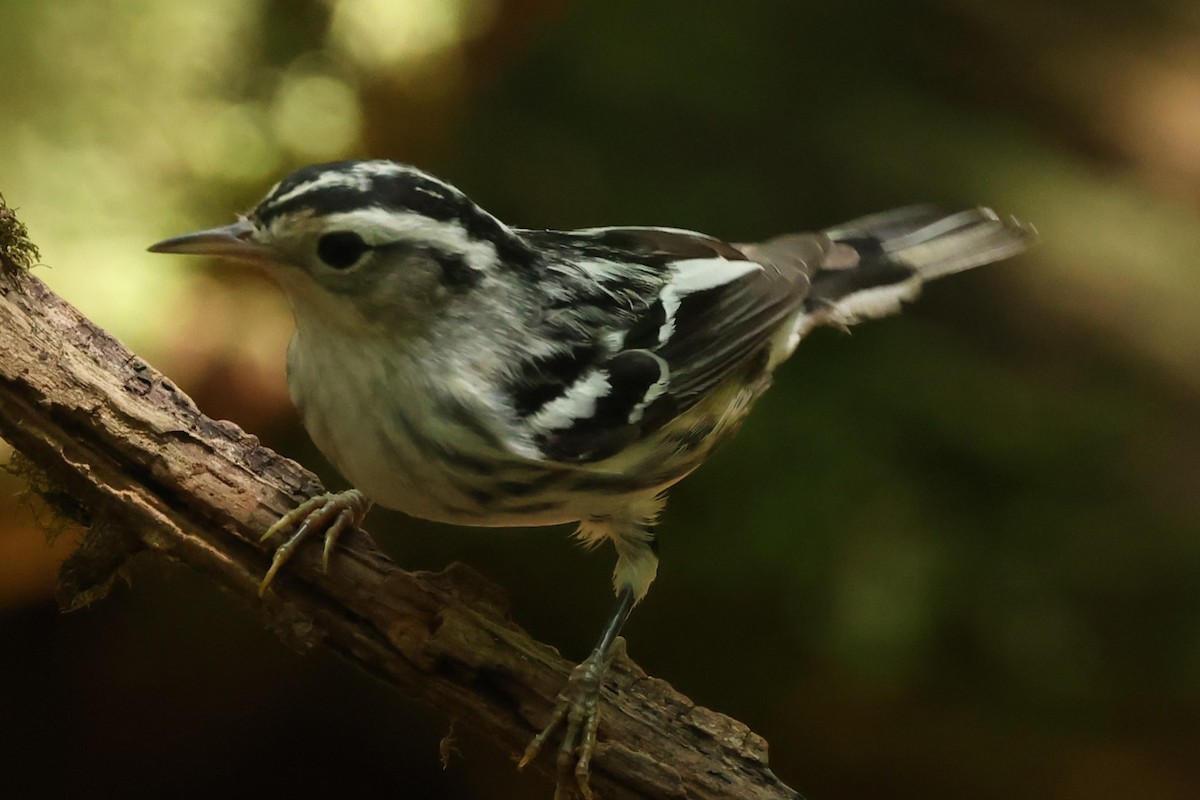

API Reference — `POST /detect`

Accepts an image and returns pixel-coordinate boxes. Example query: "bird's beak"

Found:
[148,218,274,263]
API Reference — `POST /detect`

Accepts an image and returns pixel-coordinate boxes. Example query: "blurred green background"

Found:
[2,1,1199,798]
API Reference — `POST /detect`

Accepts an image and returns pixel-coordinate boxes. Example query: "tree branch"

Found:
[0,204,800,800]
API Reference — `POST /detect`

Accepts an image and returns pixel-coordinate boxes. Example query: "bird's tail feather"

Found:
[804,205,1035,326]
[827,205,1036,280]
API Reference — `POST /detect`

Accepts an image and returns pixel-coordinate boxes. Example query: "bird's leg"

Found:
[520,586,636,800]
[257,488,372,596]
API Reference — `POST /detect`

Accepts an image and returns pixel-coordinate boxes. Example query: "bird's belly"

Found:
[286,334,747,529]
[298,392,527,526]
[288,342,582,527]
[297,388,693,529]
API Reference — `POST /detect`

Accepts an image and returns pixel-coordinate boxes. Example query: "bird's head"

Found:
[149,160,531,335]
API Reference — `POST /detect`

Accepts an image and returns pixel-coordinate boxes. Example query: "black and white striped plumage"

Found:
[149,159,1034,792]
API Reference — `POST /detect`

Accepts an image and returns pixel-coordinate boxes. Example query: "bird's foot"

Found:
[258,489,371,596]
[519,639,623,800]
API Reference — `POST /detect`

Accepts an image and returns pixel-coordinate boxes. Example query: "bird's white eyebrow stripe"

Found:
[311,208,499,271]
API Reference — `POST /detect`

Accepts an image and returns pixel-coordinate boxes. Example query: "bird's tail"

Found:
[802,205,1035,327]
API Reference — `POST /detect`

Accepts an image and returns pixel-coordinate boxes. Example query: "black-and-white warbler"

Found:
[150,159,1034,797]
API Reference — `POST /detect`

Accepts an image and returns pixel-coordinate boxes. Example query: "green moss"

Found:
[0,193,41,272]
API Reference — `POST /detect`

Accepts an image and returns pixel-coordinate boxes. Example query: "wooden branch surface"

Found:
[0,214,800,800]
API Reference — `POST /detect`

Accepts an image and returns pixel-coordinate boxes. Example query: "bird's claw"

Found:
[520,643,620,800]
[258,489,371,596]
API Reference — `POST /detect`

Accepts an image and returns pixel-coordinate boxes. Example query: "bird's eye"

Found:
[317,231,370,269]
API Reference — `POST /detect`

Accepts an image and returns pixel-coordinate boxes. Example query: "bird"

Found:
[149,159,1034,798]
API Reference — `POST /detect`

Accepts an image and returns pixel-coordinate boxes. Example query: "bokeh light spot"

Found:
[186,102,279,183]
[271,71,362,161]
[327,0,497,70]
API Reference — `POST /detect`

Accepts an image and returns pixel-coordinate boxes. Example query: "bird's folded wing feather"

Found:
[514,227,814,463]
[511,208,1032,464]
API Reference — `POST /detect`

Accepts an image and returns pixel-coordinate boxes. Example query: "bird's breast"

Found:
[284,331,579,527]
[283,327,770,531]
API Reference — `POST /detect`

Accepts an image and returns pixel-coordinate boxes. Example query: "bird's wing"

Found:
[511,208,1032,464]
[514,226,813,463]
